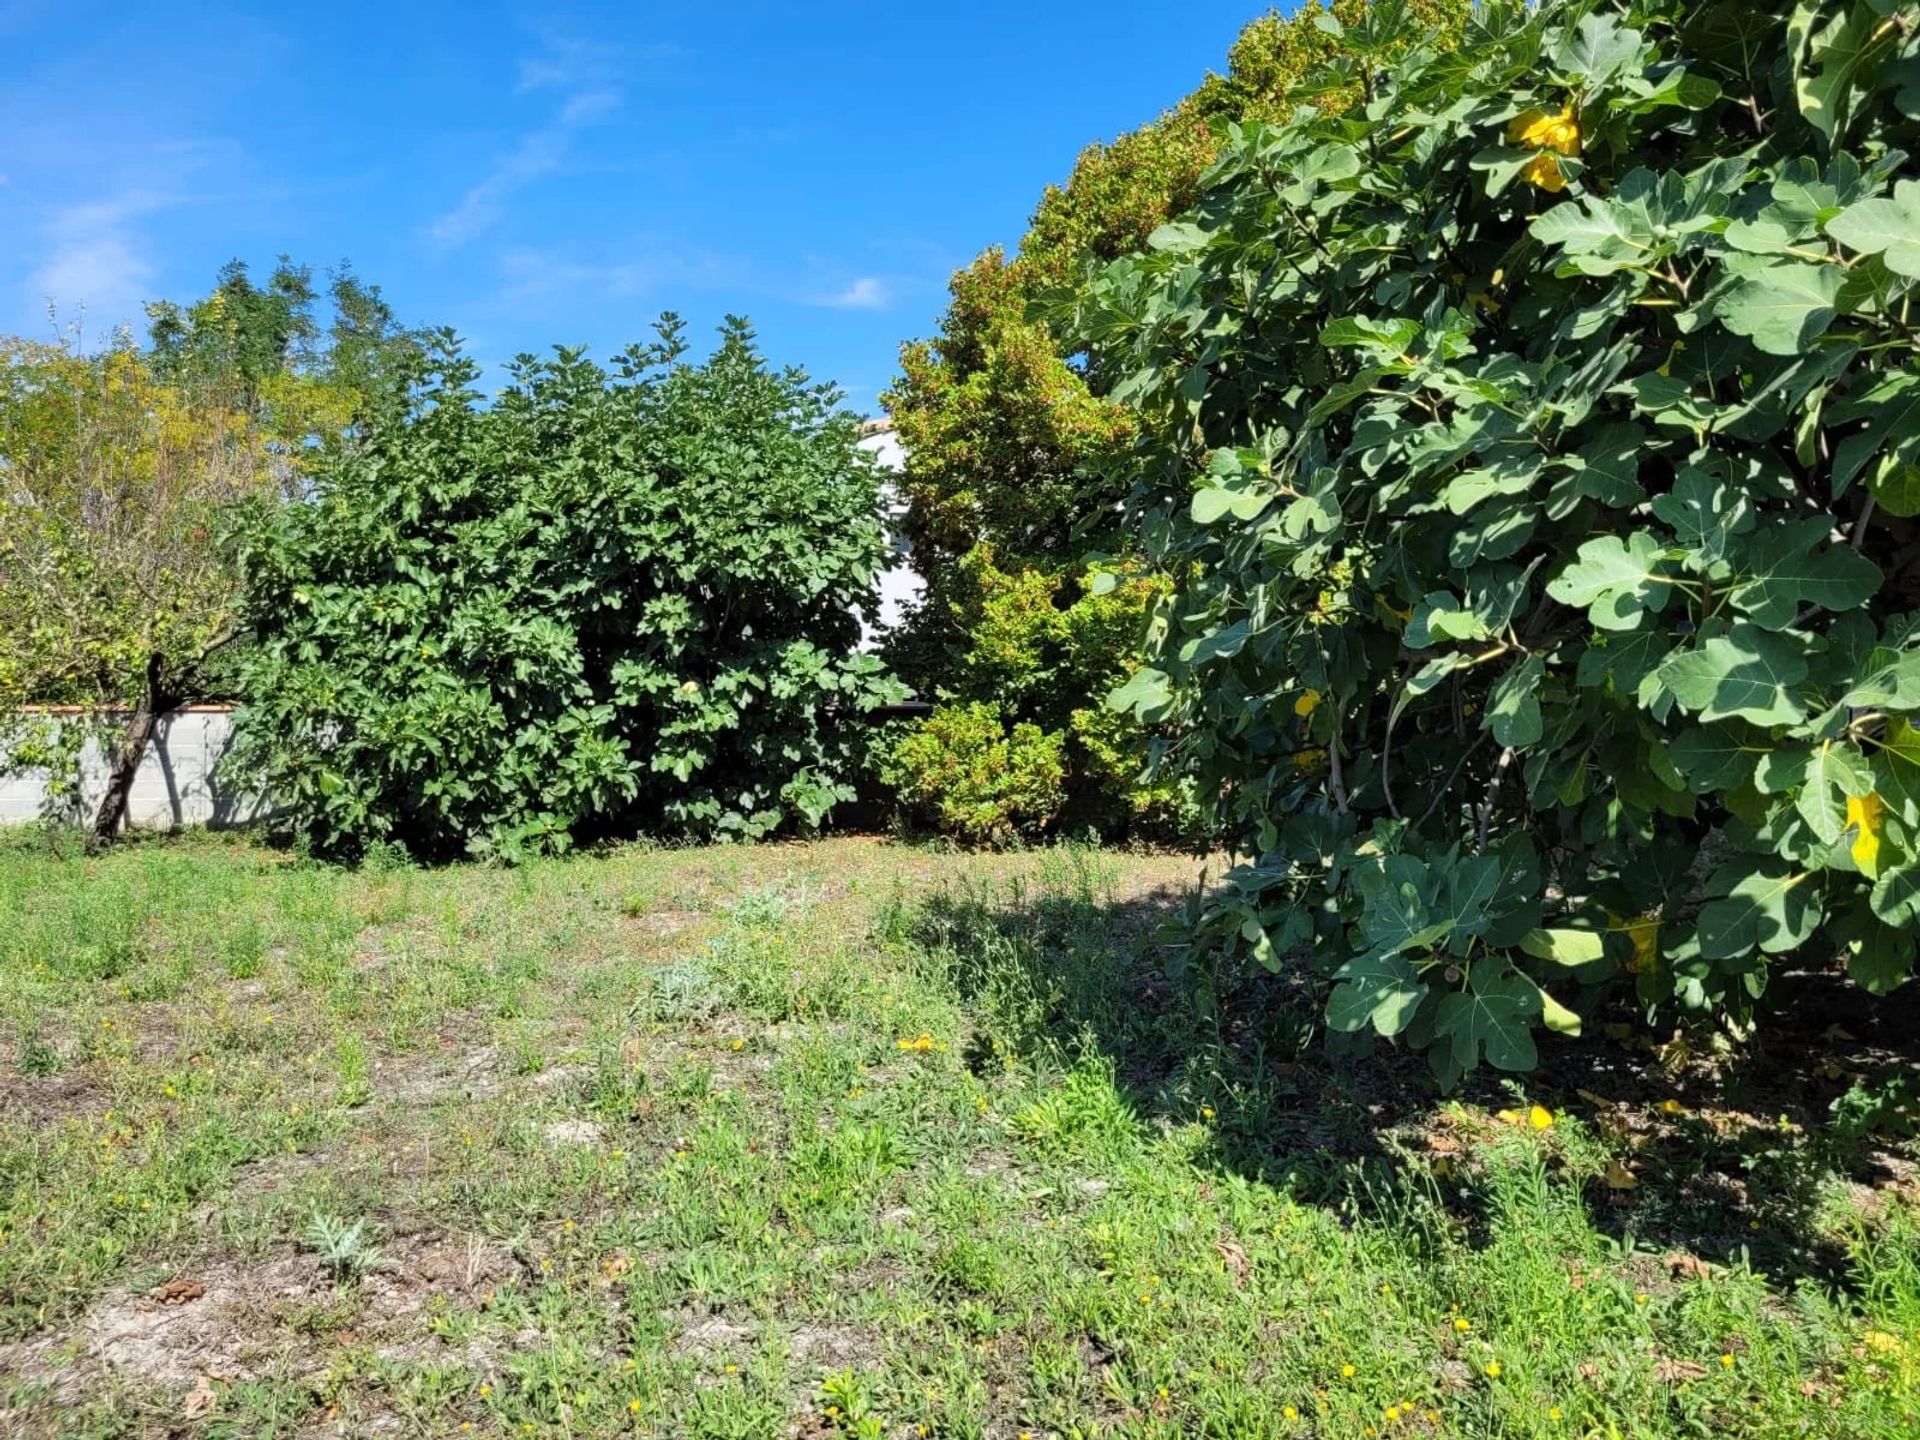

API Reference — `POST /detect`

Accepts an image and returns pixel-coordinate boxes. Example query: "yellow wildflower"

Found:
[1342,1364,1358,1379]
[1529,1105,1554,1130]
[1284,1405,1300,1421]
[1720,1353,1735,1369]
[1484,1361,1502,1379]
[1847,791,1885,877]
[1454,1317,1472,1333]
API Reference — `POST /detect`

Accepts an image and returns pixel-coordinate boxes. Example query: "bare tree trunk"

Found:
[88,653,169,850]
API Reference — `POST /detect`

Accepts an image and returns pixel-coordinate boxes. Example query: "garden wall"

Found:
[0,708,265,830]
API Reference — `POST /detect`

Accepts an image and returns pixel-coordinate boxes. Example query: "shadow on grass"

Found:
[898,864,1920,1295]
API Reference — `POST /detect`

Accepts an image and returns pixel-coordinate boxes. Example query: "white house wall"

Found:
[858,425,924,647]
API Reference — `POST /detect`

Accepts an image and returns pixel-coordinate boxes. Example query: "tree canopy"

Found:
[0,259,423,840]
[225,318,903,861]
[1087,0,1920,1082]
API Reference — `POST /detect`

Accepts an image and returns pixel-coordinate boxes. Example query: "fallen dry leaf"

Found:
[1604,1159,1639,1190]
[150,1278,205,1305]
[1653,1357,1708,1384]
[1215,1240,1252,1285]
[182,1377,218,1419]
[1666,1253,1713,1282]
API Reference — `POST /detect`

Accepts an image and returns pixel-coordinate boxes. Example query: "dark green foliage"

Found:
[227,317,903,860]
[1082,0,1920,1083]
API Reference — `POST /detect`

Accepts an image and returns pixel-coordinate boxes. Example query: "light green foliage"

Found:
[3,833,1917,1436]
[883,4,1472,838]
[226,316,903,861]
[0,260,421,838]
[888,553,1184,834]
[304,1211,382,1281]
[886,700,1067,843]
[1083,0,1920,1083]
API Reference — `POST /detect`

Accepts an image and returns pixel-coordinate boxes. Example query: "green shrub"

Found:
[909,550,1187,833]
[888,702,1067,844]
[880,3,1471,843]
[226,317,903,860]
[1086,0,1920,1084]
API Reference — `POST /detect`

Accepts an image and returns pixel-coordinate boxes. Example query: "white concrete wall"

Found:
[0,709,264,830]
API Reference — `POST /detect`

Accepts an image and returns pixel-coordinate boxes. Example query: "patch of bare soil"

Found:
[0,1071,107,1127]
[666,1312,883,1380]
[626,910,703,941]
[0,1229,514,1414]
[376,1045,502,1106]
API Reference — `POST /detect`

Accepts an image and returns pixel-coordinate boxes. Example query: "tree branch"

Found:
[1475,746,1516,852]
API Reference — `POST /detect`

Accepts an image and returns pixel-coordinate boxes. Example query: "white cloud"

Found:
[487,243,743,305]
[813,276,890,310]
[428,88,621,247]
[26,188,172,338]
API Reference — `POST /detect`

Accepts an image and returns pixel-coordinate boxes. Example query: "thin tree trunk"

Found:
[88,653,169,850]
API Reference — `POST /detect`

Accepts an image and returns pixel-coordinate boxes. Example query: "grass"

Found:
[0,831,1917,1437]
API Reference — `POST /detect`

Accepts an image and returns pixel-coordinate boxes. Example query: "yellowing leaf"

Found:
[1847,791,1885,878]
[1521,151,1568,192]
[1604,1159,1640,1190]
[1657,1099,1686,1116]
[1607,912,1662,973]
[1495,1108,1526,1127]
[1507,105,1582,156]
[1294,688,1322,717]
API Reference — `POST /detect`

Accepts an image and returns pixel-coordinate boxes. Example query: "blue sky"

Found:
[0,1,1271,412]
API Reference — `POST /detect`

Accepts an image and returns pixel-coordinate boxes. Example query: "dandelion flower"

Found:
[1484,1361,1502,1379]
